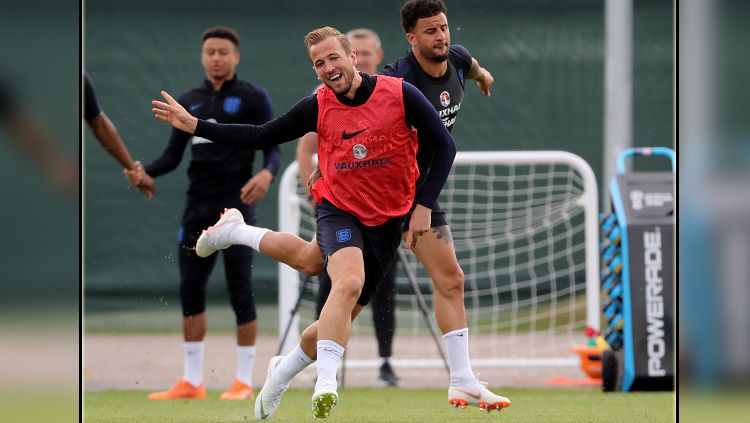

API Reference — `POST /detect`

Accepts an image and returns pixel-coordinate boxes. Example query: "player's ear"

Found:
[405,32,416,47]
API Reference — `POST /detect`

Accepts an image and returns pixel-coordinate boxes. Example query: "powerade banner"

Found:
[627,224,674,390]
[614,172,674,391]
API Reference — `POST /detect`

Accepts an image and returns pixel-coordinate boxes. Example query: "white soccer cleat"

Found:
[195,208,244,258]
[311,389,338,419]
[254,356,289,420]
[448,379,511,412]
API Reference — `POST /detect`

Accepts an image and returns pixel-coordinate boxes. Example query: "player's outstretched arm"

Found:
[467,58,494,97]
[152,91,198,134]
[153,91,316,150]
[86,112,136,170]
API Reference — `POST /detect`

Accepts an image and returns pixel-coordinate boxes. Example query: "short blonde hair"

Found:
[304,26,352,54]
[346,28,381,50]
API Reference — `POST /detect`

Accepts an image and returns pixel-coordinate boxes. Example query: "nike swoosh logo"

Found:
[259,393,269,419]
[341,127,369,140]
[190,103,203,112]
[453,387,481,400]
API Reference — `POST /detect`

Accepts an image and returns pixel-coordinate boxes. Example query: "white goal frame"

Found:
[277,151,599,368]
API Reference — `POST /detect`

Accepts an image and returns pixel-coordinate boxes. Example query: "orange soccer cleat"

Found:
[220,378,255,400]
[148,379,206,400]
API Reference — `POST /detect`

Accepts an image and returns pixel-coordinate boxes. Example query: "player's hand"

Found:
[240,169,273,205]
[124,161,145,186]
[151,91,198,134]
[404,204,431,252]
[124,161,155,199]
[475,68,494,97]
[136,172,155,199]
[307,164,322,193]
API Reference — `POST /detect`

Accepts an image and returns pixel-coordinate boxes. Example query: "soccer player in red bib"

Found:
[152,26,465,419]
[179,0,512,415]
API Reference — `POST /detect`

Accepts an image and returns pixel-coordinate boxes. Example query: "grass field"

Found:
[84,387,674,422]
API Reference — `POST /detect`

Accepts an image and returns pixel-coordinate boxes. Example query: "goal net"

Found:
[276,151,599,384]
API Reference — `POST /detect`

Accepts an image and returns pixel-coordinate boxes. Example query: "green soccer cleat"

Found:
[312,390,338,419]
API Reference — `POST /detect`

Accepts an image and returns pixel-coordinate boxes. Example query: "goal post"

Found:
[277,151,599,370]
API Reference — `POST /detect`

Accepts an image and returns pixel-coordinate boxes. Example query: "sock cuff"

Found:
[184,341,204,352]
[294,344,315,364]
[237,345,256,354]
[442,328,469,340]
[317,339,345,357]
[253,228,270,250]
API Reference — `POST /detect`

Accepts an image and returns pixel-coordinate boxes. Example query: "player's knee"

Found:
[231,299,257,325]
[180,283,207,316]
[299,245,324,275]
[331,276,364,302]
[300,258,324,275]
[227,282,256,324]
[434,264,465,297]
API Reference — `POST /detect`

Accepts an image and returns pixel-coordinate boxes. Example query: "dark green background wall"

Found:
[0,0,79,306]
[84,0,673,306]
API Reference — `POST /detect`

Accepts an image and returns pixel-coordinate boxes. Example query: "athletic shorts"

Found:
[402,200,448,231]
[315,199,403,306]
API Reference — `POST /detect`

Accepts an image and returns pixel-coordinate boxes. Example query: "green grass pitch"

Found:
[84,387,674,422]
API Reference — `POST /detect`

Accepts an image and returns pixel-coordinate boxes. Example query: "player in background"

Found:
[0,75,77,196]
[0,71,150,198]
[129,27,281,401]
[84,73,153,198]
[181,0,508,412]
[150,26,466,419]
[378,4,500,410]
[296,28,401,388]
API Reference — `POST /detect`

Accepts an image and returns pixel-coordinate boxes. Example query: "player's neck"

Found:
[412,48,448,78]
[343,71,364,100]
[207,75,232,91]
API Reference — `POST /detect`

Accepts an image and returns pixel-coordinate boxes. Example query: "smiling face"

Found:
[201,37,240,82]
[309,36,358,96]
[407,12,450,63]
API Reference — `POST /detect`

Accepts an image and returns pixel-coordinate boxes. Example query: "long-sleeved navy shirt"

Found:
[382,45,474,194]
[84,73,102,120]
[194,72,456,210]
[145,75,281,199]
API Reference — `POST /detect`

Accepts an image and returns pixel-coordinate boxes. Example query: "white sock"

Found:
[443,328,476,387]
[229,224,270,251]
[182,341,204,387]
[275,344,314,385]
[316,340,344,392]
[235,346,255,386]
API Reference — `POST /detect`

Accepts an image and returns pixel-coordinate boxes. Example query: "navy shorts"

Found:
[315,200,403,306]
[402,200,448,231]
